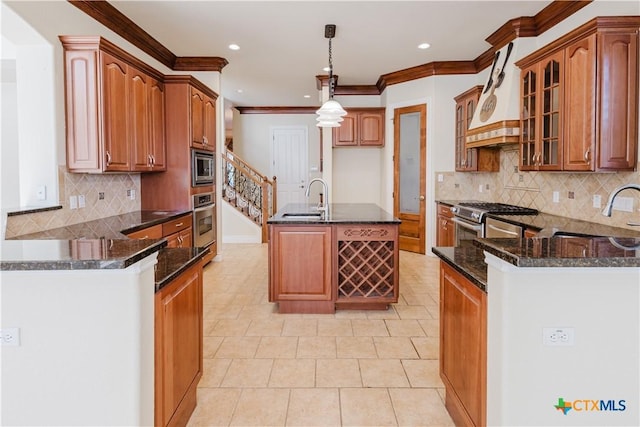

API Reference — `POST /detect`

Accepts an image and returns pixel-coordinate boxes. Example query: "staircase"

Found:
[221,150,277,243]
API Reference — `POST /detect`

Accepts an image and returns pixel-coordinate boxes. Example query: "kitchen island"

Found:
[0,210,209,427]
[268,203,400,314]
[433,234,640,427]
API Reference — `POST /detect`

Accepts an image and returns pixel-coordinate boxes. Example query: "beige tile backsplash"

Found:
[435,147,640,230]
[4,166,141,238]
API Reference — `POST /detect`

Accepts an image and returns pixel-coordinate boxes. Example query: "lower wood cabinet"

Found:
[125,214,193,248]
[436,203,455,247]
[155,260,203,427]
[440,261,487,427]
[268,225,334,313]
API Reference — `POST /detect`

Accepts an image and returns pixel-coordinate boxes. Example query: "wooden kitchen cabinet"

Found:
[517,17,639,172]
[60,36,166,173]
[190,87,216,151]
[269,225,334,313]
[155,259,204,427]
[440,261,487,427]
[454,86,499,172]
[436,203,455,247]
[125,213,193,248]
[333,108,385,147]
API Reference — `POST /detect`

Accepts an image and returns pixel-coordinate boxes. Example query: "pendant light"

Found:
[316,24,347,127]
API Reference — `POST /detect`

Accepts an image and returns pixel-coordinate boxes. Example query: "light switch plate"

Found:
[69,195,78,209]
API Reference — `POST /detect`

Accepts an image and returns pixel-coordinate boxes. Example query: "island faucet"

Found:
[305,178,329,215]
[602,184,640,224]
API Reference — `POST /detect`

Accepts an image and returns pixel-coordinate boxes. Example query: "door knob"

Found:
[419,195,425,201]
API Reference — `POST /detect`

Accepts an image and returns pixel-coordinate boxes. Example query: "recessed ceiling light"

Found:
[229,44,240,51]
[323,66,330,72]
[304,95,311,99]
[236,89,243,94]
[418,43,431,50]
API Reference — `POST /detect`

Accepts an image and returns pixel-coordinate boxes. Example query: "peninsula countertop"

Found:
[1,210,209,290]
[268,203,400,224]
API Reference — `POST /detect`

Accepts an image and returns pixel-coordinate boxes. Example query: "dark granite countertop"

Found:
[155,246,210,291]
[485,211,640,239]
[474,236,640,267]
[0,238,167,270]
[431,242,487,291]
[1,210,209,287]
[268,203,400,224]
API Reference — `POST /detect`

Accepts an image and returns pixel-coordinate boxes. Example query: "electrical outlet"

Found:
[543,327,574,346]
[593,194,602,208]
[1,328,20,346]
[437,174,444,182]
[69,195,78,209]
[98,192,105,200]
[128,189,136,200]
[478,184,483,193]
[552,191,560,203]
[78,195,86,208]
[568,191,575,199]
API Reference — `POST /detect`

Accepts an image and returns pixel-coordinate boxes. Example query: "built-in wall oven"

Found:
[450,201,537,246]
[193,192,215,248]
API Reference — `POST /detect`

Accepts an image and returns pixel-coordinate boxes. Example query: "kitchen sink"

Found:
[552,231,603,239]
[282,212,323,219]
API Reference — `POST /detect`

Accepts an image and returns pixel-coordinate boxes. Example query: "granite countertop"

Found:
[268,203,400,224]
[0,210,209,286]
[431,242,488,290]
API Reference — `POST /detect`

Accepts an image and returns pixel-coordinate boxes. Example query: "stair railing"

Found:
[221,150,277,242]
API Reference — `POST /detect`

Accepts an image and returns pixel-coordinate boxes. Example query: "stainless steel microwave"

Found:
[191,149,214,186]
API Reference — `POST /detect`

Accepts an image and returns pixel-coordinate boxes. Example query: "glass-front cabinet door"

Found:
[519,52,563,171]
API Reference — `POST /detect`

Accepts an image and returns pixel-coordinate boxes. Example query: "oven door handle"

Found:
[451,217,482,231]
[194,203,215,212]
[486,223,520,236]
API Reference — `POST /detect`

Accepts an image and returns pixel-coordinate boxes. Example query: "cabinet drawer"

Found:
[437,204,453,218]
[126,224,163,239]
[162,214,192,236]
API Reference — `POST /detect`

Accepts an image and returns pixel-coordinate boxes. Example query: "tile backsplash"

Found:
[4,166,141,238]
[436,147,640,230]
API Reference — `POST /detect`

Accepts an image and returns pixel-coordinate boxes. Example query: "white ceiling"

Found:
[110,0,553,107]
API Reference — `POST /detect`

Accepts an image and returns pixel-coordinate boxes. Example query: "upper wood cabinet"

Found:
[60,36,166,173]
[517,17,639,172]
[333,108,385,147]
[454,86,499,172]
[190,87,217,151]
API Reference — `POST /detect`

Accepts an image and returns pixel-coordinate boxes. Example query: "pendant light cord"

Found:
[328,37,335,99]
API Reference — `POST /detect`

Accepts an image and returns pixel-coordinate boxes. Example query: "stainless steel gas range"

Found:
[450,201,538,245]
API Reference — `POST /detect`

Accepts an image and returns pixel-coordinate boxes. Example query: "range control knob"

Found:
[451,207,458,214]
[471,212,481,220]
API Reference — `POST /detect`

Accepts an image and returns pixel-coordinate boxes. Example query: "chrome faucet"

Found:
[602,184,640,224]
[305,178,329,215]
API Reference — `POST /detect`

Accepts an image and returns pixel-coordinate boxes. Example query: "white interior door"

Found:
[271,126,308,209]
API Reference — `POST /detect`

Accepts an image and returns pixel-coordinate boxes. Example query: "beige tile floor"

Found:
[188,243,454,427]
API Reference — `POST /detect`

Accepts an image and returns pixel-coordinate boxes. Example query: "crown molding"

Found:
[236,106,319,114]
[68,0,227,72]
[71,0,591,94]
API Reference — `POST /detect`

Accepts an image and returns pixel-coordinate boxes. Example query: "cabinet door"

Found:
[155,264,202,427]
[148,77,166,170]
[359,112,384,146]
[537,52,563,171]
[190,87,205,146]
[270,226,333,301]
[333,115,358,146]
[129,67,150,172]
[202,96,216,151]
[520,65,538,171]
[440,262,486,427]
[64,49,101,172]
[597,31,638,170]
[101,52,131,171]
[563,34,596,171]
[166,228,193,248]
